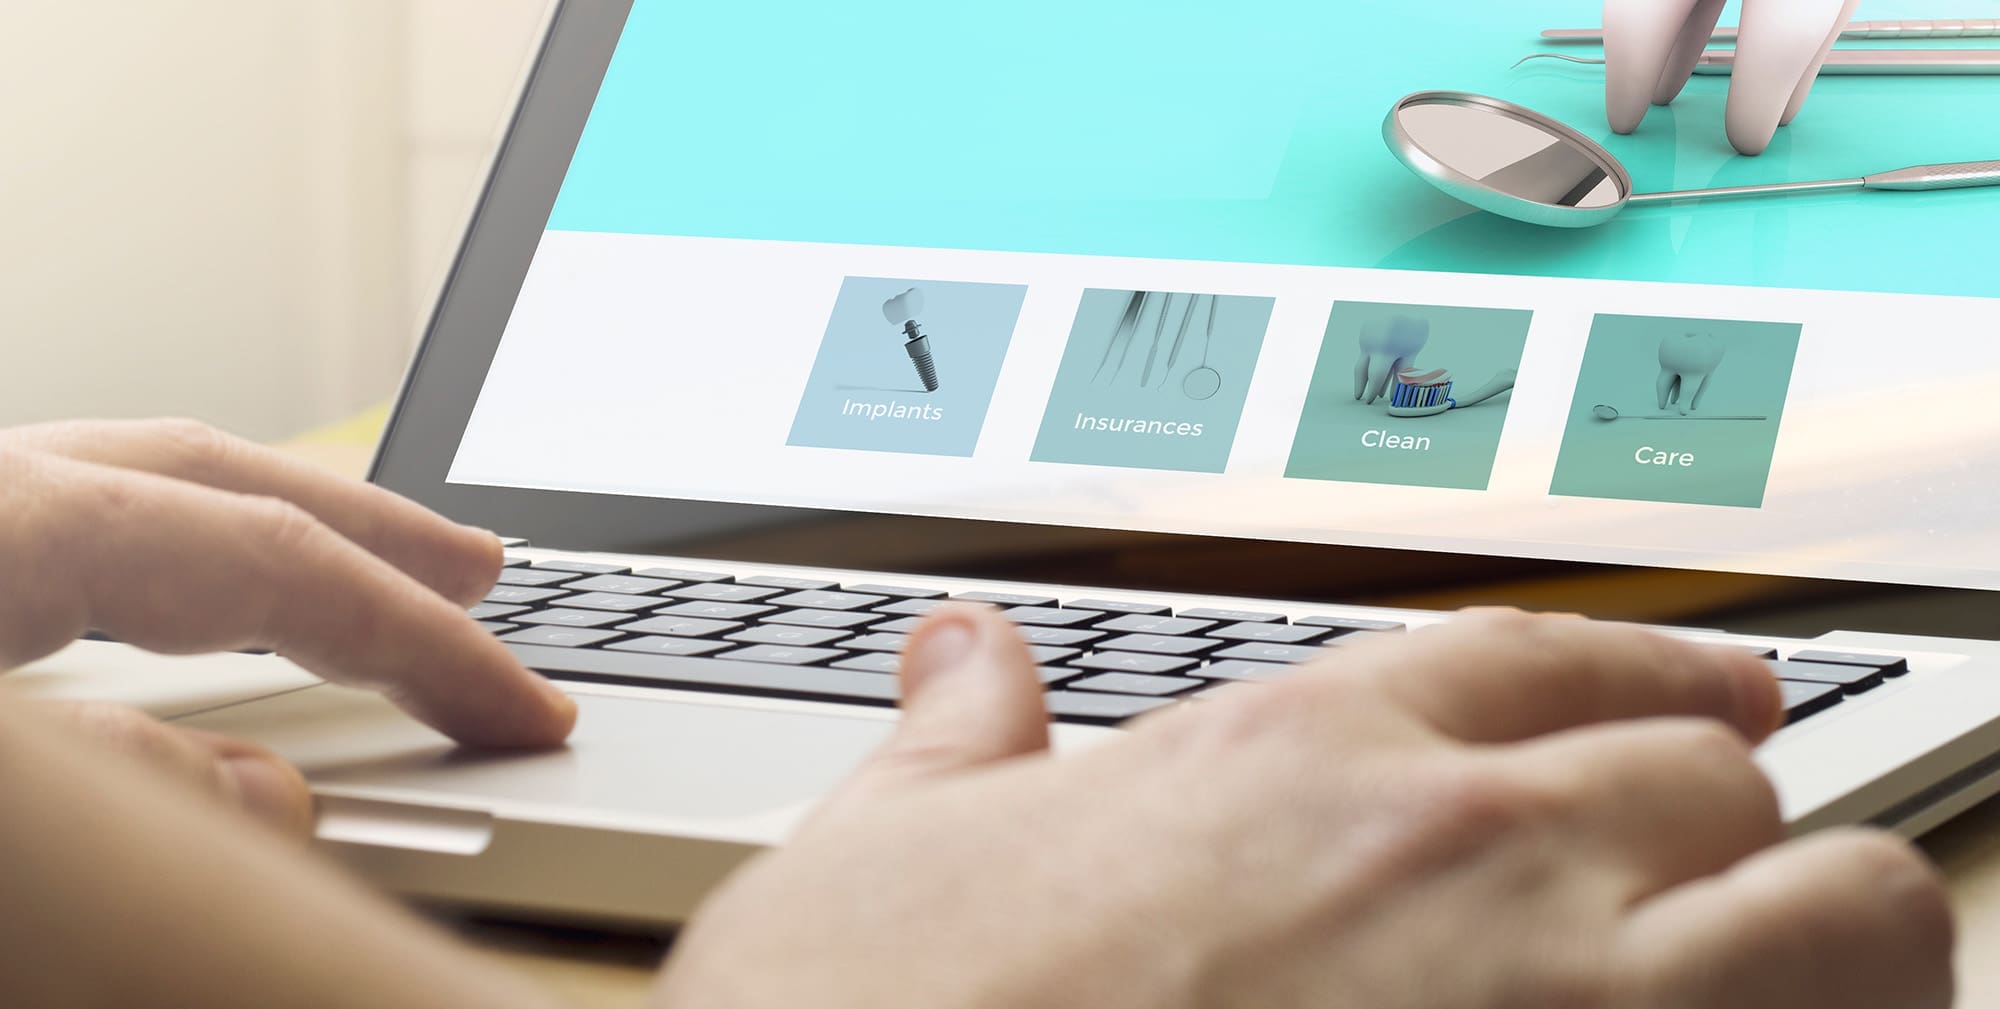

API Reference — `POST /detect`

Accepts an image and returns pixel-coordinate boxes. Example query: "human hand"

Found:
[0,419,577,835]
[1602,0,1860,155]
[654,606,1951,1009]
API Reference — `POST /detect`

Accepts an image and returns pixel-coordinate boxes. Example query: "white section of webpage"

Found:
[449,230,2000,592]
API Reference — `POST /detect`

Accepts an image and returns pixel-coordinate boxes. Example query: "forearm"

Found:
[0,694,573,1009]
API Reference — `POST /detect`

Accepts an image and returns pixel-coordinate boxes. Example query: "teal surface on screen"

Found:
[550,0,2000,299]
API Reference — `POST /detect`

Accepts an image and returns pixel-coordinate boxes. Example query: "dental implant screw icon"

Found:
[882,287,940,393]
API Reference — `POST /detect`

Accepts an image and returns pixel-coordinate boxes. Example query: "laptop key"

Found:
[1207,622,1334,645]
[1096,614,1217,636]
[485,585,570,606]
[496,568,583,587]
[605,636,732,657]
[501,555,532,568]
[560,591,666,613]
[1212,642,1325,664]
[1179,607,1287,624]
[1723,644,1782,660]
[1781,680,1844,724]
[954,590,1059,607]
[1064,598,1173,617]
[1769,659,1885,694]
[562,574,682,596]
[474,621,517,634]
[872,616,923,634]
[515,608,630,629]
[761,608,884,629]
[666,583,786,603]
[1297,616,1407,634]
[727,625,853,647]
[843,633,909,653]
[1201,660,1292,682]
[1043,691,1175,725]
[500,626,624,648]
[653,600,777,621]
[1027,645,1082,665]
[1787,650,1910,678]
[1018,626,1106,647]
[615,615,744,638]
[843,583,948,600]
[634,567,734,584]
[1069,651,1202,675]
[532,560,632,575]
[832,652,903,674]
[876,598,947,617]
[468,602,529,620]
[508,644,900,703]
[739,575,840,591]
[1096,633,1225,657]
[1068,672,1206,697]
[767,590,890,611]
[715,645,848,666]
[1003,606,1103,628]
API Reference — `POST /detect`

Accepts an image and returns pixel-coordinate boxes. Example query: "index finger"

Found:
[1302,611,1781,745]
[1,450,575,749]
[4,419,501,607]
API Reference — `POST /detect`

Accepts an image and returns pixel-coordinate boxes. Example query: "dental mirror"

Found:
[1385,90,2000,229]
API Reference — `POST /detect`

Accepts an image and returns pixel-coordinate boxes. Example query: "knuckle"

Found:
[1418,761,1568,845]
[150,416,241,478]
[62,702,187,766]
[242,495,328,555]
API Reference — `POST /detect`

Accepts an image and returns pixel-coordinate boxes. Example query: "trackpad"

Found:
[177,685,897,830]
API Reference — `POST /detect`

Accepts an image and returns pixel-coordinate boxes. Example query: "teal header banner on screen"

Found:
[549,0,2000,300]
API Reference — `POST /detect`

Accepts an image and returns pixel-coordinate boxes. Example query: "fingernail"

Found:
[1729,657,1783,737]
[904,616,978,692]
[220,756,312,835]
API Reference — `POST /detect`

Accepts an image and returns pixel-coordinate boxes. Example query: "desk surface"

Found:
[278,429,2000,1008]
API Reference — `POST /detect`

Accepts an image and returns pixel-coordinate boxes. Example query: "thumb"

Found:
[842,605,1051,798]
[40,699,315,838]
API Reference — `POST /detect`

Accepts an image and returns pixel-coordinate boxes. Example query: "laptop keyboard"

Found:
[463,557,1916,728]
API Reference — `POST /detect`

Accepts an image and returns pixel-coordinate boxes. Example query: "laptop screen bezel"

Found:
[369,0,1997,639]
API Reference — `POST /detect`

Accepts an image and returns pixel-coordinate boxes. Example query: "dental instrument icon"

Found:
[1591,405,1767,421]
[1182,295,1223,401]
[1091,291,1147,384]
[882,288,940,392]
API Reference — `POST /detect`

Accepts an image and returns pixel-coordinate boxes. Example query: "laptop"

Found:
[43,0,2000,926]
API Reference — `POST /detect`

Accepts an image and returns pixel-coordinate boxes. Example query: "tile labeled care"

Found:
[1549,314,1801,508]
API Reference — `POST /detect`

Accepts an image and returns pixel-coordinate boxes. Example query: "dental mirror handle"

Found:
[1627,161,2000,205]
[1544,19,2000,42]
[1515,50,2000,75]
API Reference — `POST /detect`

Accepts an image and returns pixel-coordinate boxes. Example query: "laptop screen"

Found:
[446,0,2000,594]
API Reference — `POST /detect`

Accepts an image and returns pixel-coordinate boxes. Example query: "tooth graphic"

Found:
[1656,331,1725,415]
[1353,315,1431,405]
[881,288,924,325]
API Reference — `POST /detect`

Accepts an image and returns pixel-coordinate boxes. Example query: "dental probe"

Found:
[1544,18,2000,42]
[1514,49,2000,75]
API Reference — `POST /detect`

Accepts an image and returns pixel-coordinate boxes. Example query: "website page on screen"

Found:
[450,0,2000,591]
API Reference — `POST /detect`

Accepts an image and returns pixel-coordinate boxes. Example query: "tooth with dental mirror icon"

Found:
[1354,314,1517,418]
[1590,332,1768,422]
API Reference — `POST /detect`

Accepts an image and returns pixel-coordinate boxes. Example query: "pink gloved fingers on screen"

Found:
[1726,0,1863,154]
[1602,0,1858,154]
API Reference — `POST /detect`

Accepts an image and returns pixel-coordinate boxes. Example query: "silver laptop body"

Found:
[24,0,2000,927]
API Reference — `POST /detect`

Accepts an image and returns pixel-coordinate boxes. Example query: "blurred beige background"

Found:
[0,1,550,442]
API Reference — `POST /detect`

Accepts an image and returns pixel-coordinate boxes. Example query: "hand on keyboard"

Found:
[656,607,1952,1009]
[0,418,576,835]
